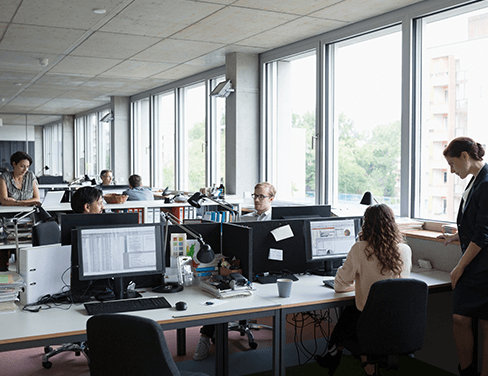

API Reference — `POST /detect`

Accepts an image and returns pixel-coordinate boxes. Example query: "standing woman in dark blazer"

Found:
[440,137,488,376]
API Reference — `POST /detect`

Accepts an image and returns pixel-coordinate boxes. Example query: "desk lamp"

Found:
[187,192,239,221]
[360,191,378,206]
[152,212,215,293]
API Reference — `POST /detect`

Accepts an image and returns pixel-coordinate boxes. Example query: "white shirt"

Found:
[239,208,272,222]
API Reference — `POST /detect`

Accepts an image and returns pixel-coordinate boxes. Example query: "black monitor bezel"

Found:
[76,222,164,282]
[304,216,363,263]
[271,205,332,220]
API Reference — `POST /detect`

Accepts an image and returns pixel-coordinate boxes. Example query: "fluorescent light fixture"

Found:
[0,118,2,127]
[93,8,106,14]
[100,111,113,123]
[210,80,234,98]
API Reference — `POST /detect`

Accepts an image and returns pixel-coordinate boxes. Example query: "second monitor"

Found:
[272,205,331,220]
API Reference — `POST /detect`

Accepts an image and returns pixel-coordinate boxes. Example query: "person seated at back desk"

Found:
[0,151,41,207]
[99,170,113,186]
[238,181,275,221]
[122,175,154,201]
[71,186,104,214]
[193,181,276,361]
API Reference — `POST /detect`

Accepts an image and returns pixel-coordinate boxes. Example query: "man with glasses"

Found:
[239,182,276,222]
[193,182,276,361]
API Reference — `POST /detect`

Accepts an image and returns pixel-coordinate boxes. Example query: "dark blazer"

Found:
[457,163,488,275]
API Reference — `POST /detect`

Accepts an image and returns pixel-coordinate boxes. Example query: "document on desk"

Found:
[271,224,294,242]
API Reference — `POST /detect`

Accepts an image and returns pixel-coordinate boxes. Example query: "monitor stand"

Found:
[311,260,339,277]
[113,277,142,300]
[152,275,184,293]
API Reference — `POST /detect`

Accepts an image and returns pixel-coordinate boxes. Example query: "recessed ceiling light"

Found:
[93,9,106,14]
[14,83,22,86]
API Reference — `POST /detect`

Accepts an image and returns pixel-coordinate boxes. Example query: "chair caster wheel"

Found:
[44,346,53,354]
[249,342,258,350]
[42,361,52,369]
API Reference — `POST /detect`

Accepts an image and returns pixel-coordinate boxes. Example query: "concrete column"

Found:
[225,52,260,196]
[62,115,74,182]
[112,96,131,185]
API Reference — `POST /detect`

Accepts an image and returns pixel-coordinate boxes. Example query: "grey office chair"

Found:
[87,314,210,376]
[342,278,428,375]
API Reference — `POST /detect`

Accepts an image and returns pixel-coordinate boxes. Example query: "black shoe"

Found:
[315,351,342,375]
[458,363,478,376]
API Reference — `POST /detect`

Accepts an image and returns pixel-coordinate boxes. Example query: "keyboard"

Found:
[255,272,299,284]
[84,296,172,315]
[322,280,335,289]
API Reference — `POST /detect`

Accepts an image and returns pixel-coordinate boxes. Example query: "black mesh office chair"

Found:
[342,278,428,375]
[87,314,210,376]
[32,220,60,246]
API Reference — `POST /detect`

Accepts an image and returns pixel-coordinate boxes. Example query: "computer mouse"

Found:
[175,301,187,311]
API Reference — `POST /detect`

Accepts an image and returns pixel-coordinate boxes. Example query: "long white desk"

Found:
[0,271,451,376]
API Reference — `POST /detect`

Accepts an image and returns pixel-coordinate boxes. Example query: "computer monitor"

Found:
[77,223,164,300]
[61,212,139,245]
[272,205,332,220]
[60,213,140,299]
[305,216,363,276]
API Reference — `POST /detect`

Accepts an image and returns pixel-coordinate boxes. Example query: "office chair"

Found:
[228,319,273,349]
[87,314,210,376]
[32,220,60,246]
[342,278,428,375]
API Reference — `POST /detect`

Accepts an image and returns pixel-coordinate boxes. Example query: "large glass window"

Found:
[331,27,402,213]
[180,82,206,192]
[132,98,151,185]
[417,3,488,222]
[154,91,175,190]
[74,108,112,181]
[42,122,63,176]
[265,52,316,203]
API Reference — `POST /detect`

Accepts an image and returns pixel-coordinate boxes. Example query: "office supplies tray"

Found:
[200,281,252,299]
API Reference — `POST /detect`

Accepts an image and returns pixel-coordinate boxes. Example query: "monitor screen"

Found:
[77,223,164,299]
[305,216,362,276]
[272,205,331,220]
[61,212,139,245]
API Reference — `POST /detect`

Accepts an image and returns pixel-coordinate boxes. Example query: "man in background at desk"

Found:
[239,182,275,222]
[99,170,113,186]
[193,182,276,361]
[71,186,104,214]
[122,175,154,201]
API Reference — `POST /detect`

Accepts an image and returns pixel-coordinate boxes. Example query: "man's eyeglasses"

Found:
[251,194,272,200]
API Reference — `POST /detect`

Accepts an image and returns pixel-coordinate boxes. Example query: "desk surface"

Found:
[0,271,450,350]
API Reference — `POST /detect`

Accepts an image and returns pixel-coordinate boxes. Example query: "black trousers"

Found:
[328,305,361,350]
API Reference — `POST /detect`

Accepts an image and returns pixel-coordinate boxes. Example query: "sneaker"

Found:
[193,336,211,361]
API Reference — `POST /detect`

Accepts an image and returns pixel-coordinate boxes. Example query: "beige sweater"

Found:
[334,241,412,311]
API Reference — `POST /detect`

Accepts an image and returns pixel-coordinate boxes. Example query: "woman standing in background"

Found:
[440,137,488,376]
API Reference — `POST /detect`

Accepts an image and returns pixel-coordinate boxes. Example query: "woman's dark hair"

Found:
[360,204,404,276]
[70,187,102,213]
[10,151,33,166]
[443,137,485,161]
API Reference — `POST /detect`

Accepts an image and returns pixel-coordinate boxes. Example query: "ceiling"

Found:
[0,0,424,127]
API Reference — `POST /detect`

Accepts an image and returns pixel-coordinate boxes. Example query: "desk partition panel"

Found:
[237,219,323,281]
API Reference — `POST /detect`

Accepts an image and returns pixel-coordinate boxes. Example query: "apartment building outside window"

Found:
[417,2,488,222]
